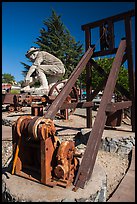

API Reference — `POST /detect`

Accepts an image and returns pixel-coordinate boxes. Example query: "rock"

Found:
[2,163,107,202]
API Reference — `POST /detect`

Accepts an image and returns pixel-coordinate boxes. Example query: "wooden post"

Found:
[85,28,92,128]
[124,16,135,132]
[74,39,126,189]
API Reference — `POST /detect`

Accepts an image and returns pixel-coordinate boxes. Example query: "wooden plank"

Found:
[90,55,130,99]
[106,101,132,112]
[125,17,135,132]
[60,101,93,110]
[93,48,117,57]
[85,28,92,128]
[44,47,94,119]
[108,147,135,202]
[81,10,134,30]
[74,39,126,189]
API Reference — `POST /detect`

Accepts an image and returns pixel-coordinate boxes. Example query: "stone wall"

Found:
[100,135,135,156]
[73,128,135,157]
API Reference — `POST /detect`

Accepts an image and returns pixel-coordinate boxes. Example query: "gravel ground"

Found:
[2,139,129,200]
[2,141,13,167]
[2,107,130,200]
[96,150,128,200]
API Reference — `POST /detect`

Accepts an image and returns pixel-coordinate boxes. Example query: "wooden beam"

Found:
[74,39,126,189]
[85,28,92,128]
[82,10,134,30]
[90,55,130,99]
[93,48,117,57]
[44,47,94,119]
[106,101,132,112]
[60,101,93,110]
[125,16,135,132]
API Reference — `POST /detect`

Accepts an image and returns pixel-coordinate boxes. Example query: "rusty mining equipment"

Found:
[11,10,135,190]
[11,43,94,189]
[2,93,45,112]
[11,116,79,187]
[2,81,79,120]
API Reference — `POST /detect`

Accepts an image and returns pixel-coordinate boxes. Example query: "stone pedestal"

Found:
[2,163,107,202]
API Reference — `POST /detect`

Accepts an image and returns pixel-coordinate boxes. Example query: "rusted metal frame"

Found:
[81,9,135,30]
[2,93,16,104]
[85,28,92,128]
[31,104,43,116]
[40,138,55,186]
[74,39,126,189]
[48,80,66,96]
[106,101,132,112]
[44,46,94,120]
[124,16,135,132]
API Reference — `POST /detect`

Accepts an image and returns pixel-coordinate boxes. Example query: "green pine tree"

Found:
[20,62,31,77]
[21,9,83,84]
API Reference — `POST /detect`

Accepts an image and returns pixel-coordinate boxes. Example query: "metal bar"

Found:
[44,47,94,119]
[74,39,126,189]
[106,101,132,112]
[81,10,134,30]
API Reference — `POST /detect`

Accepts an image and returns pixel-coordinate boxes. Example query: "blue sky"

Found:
[2,2,135,82]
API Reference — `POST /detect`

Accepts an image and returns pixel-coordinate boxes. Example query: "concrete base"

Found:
[2,163,106,202]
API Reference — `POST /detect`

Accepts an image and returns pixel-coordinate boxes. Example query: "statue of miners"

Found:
[22,47,65,95]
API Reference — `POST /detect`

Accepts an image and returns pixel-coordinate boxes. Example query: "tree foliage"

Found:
[2,73,15,84]
[22,10,83,83]
[21,10,129,97]
[80,57,129,96]
[35,10,83,80]
[20,62,31,77]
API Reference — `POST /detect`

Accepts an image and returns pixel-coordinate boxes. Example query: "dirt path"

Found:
[96,150,129,200]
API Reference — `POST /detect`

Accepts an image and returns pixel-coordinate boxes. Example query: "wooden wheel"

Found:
[48,80,79,118]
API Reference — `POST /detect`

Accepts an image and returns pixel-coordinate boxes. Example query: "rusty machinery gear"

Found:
[11,116,79,188]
